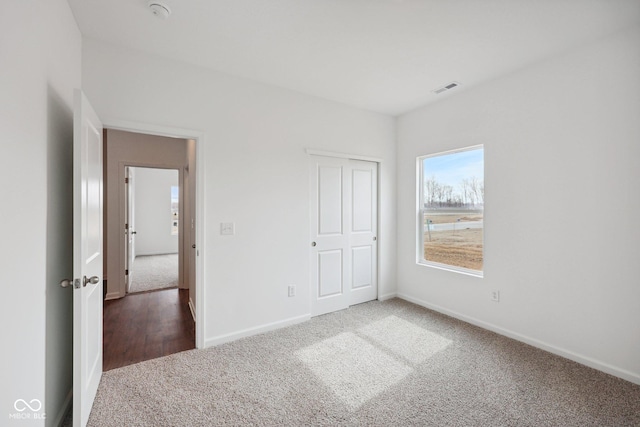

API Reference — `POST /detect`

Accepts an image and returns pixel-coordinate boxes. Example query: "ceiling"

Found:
[67,0,640,116]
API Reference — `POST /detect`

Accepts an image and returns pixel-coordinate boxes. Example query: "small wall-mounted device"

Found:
[148,1,171,19]
[220,222,235,236]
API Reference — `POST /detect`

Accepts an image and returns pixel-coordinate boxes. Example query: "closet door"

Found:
[348,159,377,306]
[310,156,377,317]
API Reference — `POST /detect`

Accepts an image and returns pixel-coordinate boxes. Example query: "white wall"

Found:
[396,26,640,384]
[133,167,180,256]
[0,0,81,425]
[83,39,397,345]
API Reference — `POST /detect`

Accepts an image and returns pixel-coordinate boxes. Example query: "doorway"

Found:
[103,128,198,369]
[125,167,180,294]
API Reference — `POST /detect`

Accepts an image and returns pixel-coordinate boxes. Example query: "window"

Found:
[171,186,179,235]
[417,146,484,276]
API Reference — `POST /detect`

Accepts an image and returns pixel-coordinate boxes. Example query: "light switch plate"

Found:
[220,222,235,235]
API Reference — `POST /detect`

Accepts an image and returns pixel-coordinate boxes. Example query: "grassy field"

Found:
[424,212,483,224]
[423,211,483,271]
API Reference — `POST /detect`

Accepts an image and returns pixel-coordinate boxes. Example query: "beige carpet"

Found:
[85,299,640,426]
[129,254,178,293]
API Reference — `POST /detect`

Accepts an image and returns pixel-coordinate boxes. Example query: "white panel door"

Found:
[349,160,378,306]
[310,157,351,316]
[310,156,377,317]
[73,89,103,427]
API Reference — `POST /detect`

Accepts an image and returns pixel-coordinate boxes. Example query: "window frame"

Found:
[416,145,484,278]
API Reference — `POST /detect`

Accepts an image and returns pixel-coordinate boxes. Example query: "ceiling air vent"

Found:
[433,82,460,95]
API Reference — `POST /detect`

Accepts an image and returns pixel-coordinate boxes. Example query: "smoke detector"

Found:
[148,1,171,19]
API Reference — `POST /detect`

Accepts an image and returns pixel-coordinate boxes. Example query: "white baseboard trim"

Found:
[378,292,397,301]
[104,291,121,301]
[53,389,72,427]
[396,293,640,386]
[188,298,196,323]
[205,313,311,348]
[136,251,180,257]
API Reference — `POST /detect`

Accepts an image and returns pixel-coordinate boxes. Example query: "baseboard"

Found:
[205,313,311,348]
[136,251,179,257]
[104,291,121,300]
[396,293,640,386]
[378,292,397,301]
[188,297,196,322]
[53,388,72,427]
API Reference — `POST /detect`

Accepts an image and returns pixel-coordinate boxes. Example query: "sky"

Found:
[422,147,484,189]
[171,186,179,203]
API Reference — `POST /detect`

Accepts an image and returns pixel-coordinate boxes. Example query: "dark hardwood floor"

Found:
[103,288,195,371]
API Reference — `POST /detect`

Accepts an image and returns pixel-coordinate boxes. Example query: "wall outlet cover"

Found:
[220,222,235,235]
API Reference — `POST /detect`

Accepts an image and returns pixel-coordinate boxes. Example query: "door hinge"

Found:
[125,177,129,184]
[125,223,129,230]
[125,269,128,275]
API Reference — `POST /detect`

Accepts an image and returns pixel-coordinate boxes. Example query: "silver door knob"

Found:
[60,279,73,288]
[311,242,317,247]
[83,276,100,287]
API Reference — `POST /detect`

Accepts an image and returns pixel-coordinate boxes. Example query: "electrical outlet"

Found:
[288,285,296,297]
[491,290,500,302]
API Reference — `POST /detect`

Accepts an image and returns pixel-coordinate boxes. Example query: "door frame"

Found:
[105,118,206,349]
[120,163,184,295]
[306,148,382,316]
[124,166,134,293]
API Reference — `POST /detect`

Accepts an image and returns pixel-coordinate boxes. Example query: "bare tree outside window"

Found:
[418,146,484,275]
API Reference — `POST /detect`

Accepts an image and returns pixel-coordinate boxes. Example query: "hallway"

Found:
[103,288,195,371]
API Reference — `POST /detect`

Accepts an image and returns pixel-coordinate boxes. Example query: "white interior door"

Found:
[310,156,377,317]
[349,160,378,306]
[73,89,103,427]
[310,156,351,316]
